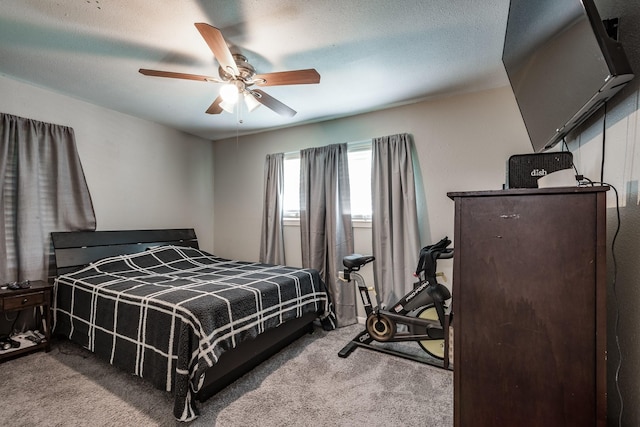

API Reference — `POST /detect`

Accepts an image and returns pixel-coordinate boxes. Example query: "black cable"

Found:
[566,107,621,423]
[600,102,608,183]
[593,100,622,425]
[562,138,580,177]
[591,181,622,427]
[610,185,623,427]
[3,311,19,332]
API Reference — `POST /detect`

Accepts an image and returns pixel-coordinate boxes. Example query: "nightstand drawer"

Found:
[2,292,45,310]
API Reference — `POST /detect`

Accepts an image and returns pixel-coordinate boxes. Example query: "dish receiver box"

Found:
[506,152,573,188]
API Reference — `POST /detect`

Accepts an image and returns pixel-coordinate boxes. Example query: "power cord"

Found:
[573,177,623,427]
[595,100,622,427]
[564,101,622,426]
[607,183,623,427]
[595,180,622,427]
[600,102,608,184]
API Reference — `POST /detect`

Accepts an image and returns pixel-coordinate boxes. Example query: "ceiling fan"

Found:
[139,23,320,118]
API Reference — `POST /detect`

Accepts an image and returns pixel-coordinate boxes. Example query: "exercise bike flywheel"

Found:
[416,305,445,359]
[366,313,396,341]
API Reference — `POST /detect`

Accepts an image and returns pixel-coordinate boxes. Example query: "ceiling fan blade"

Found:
[254,69,321,86]
[250,89,297,117]
[139,68,218,82]
[206,95,224,114]
[194,23,239,76]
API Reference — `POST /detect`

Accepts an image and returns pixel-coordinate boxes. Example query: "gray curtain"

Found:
[300,143,355,327]
[1,113,96,283]
[371,133,421,307]
[259,153,286,265]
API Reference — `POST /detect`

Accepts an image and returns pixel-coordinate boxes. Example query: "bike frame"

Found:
[338,237,453,369]
[354,270,448,339]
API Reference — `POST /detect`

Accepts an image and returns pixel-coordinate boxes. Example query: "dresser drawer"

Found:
[2,291,45,311]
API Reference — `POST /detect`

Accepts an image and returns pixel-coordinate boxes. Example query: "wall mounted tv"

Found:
[502,0,634,152]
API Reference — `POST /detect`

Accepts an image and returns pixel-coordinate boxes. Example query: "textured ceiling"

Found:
[0,0,511,140]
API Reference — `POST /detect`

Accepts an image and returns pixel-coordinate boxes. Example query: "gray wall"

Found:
[0,75,216,252]
[568,1,640,425]
[213,86,531,261]
[213,85,531,319]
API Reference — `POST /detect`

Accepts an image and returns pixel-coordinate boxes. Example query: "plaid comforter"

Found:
[53,245,334,421]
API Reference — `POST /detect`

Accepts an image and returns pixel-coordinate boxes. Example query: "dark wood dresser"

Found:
[447,186,608,426]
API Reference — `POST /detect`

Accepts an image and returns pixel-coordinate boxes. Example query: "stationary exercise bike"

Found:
[338,237,453,368]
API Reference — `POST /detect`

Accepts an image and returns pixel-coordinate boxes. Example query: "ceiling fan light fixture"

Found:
[244,92,261,112]
[220,83,239,103]
[219,99,235,113]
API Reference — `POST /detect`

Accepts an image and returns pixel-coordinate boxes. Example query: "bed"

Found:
[51,229,334,421]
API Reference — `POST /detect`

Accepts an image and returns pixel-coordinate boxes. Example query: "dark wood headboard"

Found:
[51,228,198,276]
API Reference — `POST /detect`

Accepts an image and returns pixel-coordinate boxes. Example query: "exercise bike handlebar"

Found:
[414,236,453,278]
[438,249,454,259]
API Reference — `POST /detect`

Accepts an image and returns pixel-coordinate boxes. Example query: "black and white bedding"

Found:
[53,245,334,421]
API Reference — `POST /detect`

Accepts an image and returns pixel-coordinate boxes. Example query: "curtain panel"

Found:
[371,133,421,307]
[259,153,286,265]
[1,113,96,283]
[300,143,354,327]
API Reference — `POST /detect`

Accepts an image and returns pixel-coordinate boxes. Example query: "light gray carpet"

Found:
[0,324,453,426]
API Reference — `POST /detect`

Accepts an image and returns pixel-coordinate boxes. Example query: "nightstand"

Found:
[0,280,53,362]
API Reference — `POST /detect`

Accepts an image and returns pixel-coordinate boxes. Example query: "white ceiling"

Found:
[0,0,511,141]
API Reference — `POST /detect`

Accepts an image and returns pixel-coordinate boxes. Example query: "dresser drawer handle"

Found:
[22,298,28,305]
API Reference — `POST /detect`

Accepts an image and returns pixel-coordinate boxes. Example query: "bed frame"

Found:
[51,228,316,402]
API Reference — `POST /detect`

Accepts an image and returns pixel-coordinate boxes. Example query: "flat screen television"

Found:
[502,0,634,152]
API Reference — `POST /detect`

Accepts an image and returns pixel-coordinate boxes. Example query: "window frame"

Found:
[282,140,372,221]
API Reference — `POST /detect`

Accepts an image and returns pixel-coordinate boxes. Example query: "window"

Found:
[283,153,301,218]
[283,141,372,220]
[346,142,372,220]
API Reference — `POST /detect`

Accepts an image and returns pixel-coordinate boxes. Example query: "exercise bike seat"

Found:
[343,254,375,270]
